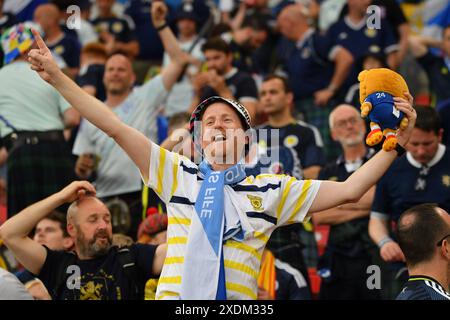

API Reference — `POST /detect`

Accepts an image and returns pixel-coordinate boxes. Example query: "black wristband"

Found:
[155,23,168,31]
[395,143,406,157]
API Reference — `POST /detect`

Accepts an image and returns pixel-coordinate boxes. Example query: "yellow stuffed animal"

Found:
[359,68,410,151]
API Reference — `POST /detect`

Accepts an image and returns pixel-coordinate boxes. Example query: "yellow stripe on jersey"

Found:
[168,217,191,225]
[159,276,182,284]
[276,177,296,220]
[167,237,187,244]
[164,256,185,264]
[224,260,259,280]
[157,291,180,300]
[254,231,269,243]
[170,153,179,198]
[156,148,167,195]
[224,240,262,260]
[255,173,286,179]
[287,179,312,223]
[226,282,257,300]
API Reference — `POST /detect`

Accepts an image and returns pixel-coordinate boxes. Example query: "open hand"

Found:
[394,92,416,148]
[28,29,60,84]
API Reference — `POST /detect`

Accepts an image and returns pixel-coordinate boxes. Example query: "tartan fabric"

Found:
[294,98,342,162]
[7,140,75,217]
[266,223,310,274]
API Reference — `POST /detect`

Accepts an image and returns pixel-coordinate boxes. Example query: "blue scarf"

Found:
[180,160,246,300]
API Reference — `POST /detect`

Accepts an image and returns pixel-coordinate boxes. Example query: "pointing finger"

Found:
[31,28,49,53]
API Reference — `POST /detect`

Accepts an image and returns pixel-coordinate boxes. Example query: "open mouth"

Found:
[213,133,226,142]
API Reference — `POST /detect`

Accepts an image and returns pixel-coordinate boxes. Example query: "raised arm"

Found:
[315,47,354,106]
[309,95,416,213]
[152,2,189,91]
[28,29,153,181]
[0,181,96,275]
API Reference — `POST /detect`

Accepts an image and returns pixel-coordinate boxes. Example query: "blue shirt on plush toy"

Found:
[364,92,404,129]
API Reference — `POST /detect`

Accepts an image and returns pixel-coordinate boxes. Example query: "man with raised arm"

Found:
[72,2,188,239]
[0,181,167,299]
[23,1,416,300]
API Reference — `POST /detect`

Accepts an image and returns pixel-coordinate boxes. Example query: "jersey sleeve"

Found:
[276,176,321,226]
[235,74,258,103]
[301,127,326,168]
[371,174,391,220]
[143,142,195,203]
[37,246,74,297]
[131,243,158,279]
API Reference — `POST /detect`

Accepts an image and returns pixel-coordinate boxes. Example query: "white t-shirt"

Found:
[73,75,168,197]
[0,62,71,138]
[144,142,321,300]
[0,268,33,300]
[162,37,204,117]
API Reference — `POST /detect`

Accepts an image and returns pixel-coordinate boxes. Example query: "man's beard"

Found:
[339,131,365,147]
[76,228,112,259]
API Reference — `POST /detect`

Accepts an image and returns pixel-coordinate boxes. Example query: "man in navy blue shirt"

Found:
[247,74,326,180]
[246,74,326,285]
[409,26,450,110]
[314,104,379,300]
[328,0,399,89]
[369,106,450,299]
[91,0,139,59]
[191,37,258,120]
[33,3,81,79]
[276,3,353,161]
[396,203,450,300]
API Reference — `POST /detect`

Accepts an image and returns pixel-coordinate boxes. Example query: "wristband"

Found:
[377,236,394,249]
[155,23,168,32]
[395,143,406,157]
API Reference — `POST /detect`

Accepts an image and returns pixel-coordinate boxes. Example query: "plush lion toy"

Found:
[359,68,409,151]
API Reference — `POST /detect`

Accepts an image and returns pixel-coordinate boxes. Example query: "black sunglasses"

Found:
[436,234,450,246]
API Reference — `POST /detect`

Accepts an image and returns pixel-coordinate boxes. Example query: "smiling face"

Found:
[103,54,136,96]
[199,103,247,167]
[67,197,113,259]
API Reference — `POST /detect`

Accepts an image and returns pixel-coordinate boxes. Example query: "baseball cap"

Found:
[1,23,34,65]
[175,2,199,22]
[189,96,252,138]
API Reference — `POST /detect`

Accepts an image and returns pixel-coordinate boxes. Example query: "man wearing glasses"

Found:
[396,203,450,300]
[368,106,450,299]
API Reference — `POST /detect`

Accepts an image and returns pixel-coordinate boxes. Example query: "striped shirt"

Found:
[144,143,321,300]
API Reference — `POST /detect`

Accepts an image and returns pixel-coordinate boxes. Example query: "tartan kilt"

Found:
[7,140,75,217]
